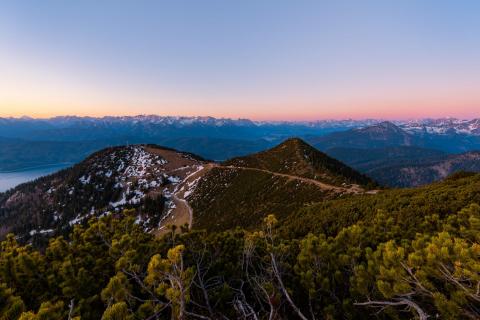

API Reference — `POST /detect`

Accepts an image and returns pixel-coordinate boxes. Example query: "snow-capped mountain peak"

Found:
[399,118,480,135]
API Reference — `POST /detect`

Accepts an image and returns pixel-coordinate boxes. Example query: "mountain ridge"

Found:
[224,138,375,187]
[310,120,480,153]
[0,138,376,243]
[310,121,415,149]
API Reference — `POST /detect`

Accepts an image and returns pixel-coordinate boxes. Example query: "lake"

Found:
[0,164,71,192]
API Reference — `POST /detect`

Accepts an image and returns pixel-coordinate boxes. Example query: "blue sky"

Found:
[1,1,479,120]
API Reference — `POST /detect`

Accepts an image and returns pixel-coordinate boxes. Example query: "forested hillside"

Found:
[0,145,208,245]
[0,173,479,319]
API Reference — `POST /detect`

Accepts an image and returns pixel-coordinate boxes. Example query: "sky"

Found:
[0,0,479,120]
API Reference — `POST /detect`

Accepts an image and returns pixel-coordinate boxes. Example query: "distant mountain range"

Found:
[309,120,480,152]
[0,115,380,141]
[399,118,480,135]
[309,121,480,186]
[2,116,480,138]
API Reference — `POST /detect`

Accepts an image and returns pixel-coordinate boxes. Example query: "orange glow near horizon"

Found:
[0,98,480,121]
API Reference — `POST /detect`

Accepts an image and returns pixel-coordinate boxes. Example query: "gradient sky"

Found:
[1,1,479,120]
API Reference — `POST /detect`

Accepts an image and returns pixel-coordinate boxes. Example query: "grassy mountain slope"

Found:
[189,166,334,231]
[224,138,375,187]
[190,138,377,232]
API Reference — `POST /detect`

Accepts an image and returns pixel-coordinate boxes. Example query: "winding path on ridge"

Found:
[155,163,378,237]
[222,165,367,194]
[154,163,215,237]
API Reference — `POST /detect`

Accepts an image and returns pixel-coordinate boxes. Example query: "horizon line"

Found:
[1,114,478,122]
